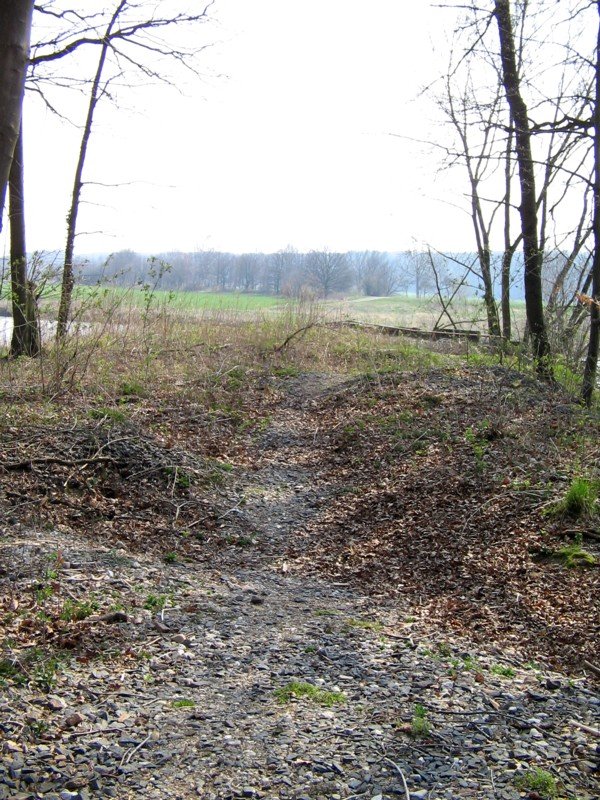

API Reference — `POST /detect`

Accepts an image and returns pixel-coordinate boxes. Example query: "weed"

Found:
[0,657,22,682]
[29,719,49,738]
[35,585,54,603]
[437,642,452,657]
[345,618,383,632]
[60,598,98,622]
[233,535,255,547]
[464,426,487,471]
[271,365,301,378]
[87,407,127,423]
[28,650,61,691]
[303,645,317,654]
[314,609,338,617]
[165,467,193,490]
[164,552,178,564]
[411,704,431,737]
[549,477,599,518]
[274,681,345,707]
[172,698,195,708]
[144,593,168,611]
[119,380,145,397]
[490,664,516,678]
[515,767,558,798]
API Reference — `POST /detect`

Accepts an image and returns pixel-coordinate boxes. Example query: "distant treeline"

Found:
[5,247,586,302]
[74,248,531,301]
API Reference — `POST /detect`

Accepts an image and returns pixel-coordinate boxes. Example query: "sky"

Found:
[8,1,472,257]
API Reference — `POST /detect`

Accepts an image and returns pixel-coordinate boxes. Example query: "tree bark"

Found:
[0,0,34,229]
[9,122,39,357]
[582,1,600,406]
[494,0,552,377]
[56,0,127,340]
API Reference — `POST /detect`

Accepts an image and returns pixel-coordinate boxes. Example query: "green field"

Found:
[75,286,287,312]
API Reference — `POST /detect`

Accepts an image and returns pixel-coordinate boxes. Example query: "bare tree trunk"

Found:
[9,122,39,357]
[56,0,127,340]
[494,0,552,377]
[582,1,600,406]
[0,0,34,229]
[501,126,519,341]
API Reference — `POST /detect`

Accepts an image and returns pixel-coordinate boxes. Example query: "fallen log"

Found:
[327,320,482,342]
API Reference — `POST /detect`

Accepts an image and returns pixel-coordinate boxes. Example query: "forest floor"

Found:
[0,351,599,799]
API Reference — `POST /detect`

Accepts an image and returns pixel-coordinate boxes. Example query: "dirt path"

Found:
[1,368,599,799]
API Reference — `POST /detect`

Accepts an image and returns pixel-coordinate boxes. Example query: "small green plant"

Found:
[144,593,168,611]
[314,609,338,617]
[119,380,145,397]
[165,467,193,489]
[233,535,255,547]
[29,719,49,738]
[35,585,54,603]
[60,598,98,622]
[410,703,431,737]
[515,767,558,798]
[271,365,301,378]
[465,428,487,472]
[345,618,383,632]
[549,477,599,518]
[0,657,22,683]
[274,681,345,707]
[172,698,195,708]
[30,652,61,691]
[490,664,516,678]
[87,407,127,423]
[437,642,452,657]
[164,552,178,564]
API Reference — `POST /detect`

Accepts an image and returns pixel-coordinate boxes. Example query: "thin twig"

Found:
[272,323,315,352]
[384,758,410,800]
[122,734,151,765]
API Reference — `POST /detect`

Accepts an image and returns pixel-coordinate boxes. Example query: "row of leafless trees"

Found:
[0,0,211,356]
[434,0,600,400]
[57,246,551,301]
[74,248,435,298]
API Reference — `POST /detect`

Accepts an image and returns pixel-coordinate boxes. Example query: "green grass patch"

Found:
[274,681,345,707]
[87,407,128,423]
[82,286,286,312]
[410,704,431,737]
[490,664,516,678]
[60,599,98,622]
[345,618,384,632]
[515,767,558,798]
[143,593,168,611]
[172,698,195,708]
[549,477,599,519]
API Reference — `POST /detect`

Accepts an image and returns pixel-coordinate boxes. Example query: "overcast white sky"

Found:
[10,1,469,257]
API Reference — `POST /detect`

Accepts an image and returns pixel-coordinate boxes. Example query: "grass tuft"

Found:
[274,680,345,707]
[549,477,599,519]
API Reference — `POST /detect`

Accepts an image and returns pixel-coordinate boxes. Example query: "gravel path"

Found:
[1,374,598,799]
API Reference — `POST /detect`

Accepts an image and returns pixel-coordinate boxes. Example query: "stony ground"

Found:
[1,366,599,799]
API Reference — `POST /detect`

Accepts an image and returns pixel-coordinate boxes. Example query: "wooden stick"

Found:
[569,719,600,737]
